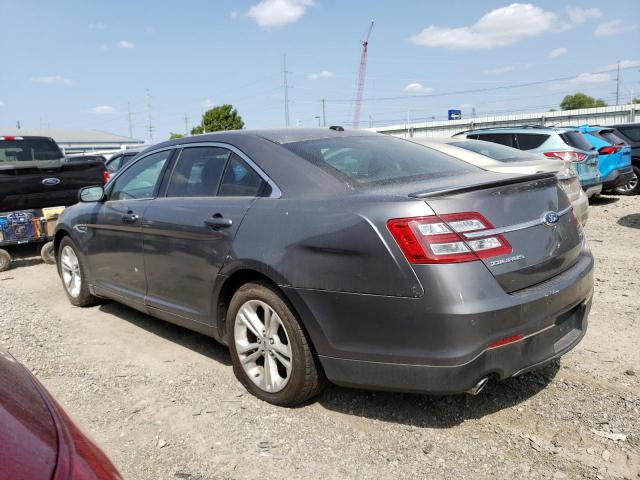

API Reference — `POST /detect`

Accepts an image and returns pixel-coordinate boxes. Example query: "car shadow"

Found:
[97,302,232,366]
[618,213,640,229]
[0,243,48,271]
[589,196,619,206]
[315,360,560,428]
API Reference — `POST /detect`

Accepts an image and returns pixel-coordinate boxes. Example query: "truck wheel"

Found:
[0,249,11,272]
[41,241,56,265]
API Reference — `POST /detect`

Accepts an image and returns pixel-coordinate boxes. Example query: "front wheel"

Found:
[614,165,640,196]
[57,237,97,307]
[228,281,325,406]
[41,241,56,265]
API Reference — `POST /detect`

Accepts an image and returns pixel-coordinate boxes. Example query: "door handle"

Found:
[204,214,233,230]
[121,213,139,224]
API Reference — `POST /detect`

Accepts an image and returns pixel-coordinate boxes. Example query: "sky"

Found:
[1,0,639,142]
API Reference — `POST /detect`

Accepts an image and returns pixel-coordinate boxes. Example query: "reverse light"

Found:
[544,151,588,163]
[598,145,621,155]
[387,212,512,264]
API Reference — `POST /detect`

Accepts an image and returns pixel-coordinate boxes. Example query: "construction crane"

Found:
[352,21,374,129]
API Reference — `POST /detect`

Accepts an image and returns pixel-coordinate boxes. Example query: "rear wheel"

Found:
[58,237,97,307]
[614,164,640,196]
[0,249,11,272]
[40,241,56,265]
[228,281,325,406]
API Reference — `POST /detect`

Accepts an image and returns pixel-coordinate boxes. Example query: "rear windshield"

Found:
[596,130,626,145]
[0,138,62,162]
[616,126,640,142]
[449,140,540,163]
[559,131,594,151]
[282,136,478,186]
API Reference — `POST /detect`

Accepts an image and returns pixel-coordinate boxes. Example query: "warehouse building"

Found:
[0,128,145,154]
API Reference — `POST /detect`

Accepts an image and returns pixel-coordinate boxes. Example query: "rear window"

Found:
[515,133,549,150]
[616,126,640,142]
[475,133,515,148]
[449,140,540,163]
[0,138,62,162]
[282,136,477,186]
[559,131,594,151]
[596,130,626,145]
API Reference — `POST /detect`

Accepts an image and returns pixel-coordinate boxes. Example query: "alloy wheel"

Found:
[234,299,293,393]
[615,171,638,194]
[60,246,82,298]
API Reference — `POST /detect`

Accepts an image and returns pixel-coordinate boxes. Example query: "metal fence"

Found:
[371,104,639,138]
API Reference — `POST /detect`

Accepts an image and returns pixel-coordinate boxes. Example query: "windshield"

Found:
[282,136,478,186]
[0,138,62,162]
[448,140,540,163]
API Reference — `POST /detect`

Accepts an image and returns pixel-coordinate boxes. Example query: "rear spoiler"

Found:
[408,172,557,198]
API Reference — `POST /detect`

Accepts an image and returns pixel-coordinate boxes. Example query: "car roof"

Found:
[458,126,570,135]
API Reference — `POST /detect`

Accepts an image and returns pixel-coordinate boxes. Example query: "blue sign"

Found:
[448,109,462,120]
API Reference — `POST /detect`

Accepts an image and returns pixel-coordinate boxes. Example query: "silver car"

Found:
[410,138,589,225]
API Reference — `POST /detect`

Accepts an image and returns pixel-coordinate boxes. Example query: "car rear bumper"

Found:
[285,247,594,394]
[602,166,634,190]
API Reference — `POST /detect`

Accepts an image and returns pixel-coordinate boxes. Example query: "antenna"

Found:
[283,54,290,127]
[145,89,155,143]
[352,21,374,129]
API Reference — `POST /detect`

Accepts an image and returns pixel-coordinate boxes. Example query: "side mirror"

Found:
[79,186,105,203]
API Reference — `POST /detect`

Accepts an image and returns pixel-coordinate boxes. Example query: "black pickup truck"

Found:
[0,135,108,211]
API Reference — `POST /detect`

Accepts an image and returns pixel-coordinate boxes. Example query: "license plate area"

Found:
[553,303,584,351]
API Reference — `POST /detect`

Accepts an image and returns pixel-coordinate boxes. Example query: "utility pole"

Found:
[16,121,21,130]
[314,116,321,127]
[127,102,133,138]
[184,114,189,136]
[368,114,373,128]
[283,54,290,127]
[616,60,621,105]
[145,89,154,143]
[321,98,326,127]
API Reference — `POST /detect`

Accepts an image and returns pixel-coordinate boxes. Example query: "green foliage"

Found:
[191,104,244,135]
[560,93,607,110]
[632,97,640,104]
[169,132,184,140]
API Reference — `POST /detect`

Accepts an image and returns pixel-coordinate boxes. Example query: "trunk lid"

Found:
[0,159,106,211]
[415,173,583,293]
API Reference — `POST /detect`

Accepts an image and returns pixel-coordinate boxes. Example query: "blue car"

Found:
[573,126,633,192]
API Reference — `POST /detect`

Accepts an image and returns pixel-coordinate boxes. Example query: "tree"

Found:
[169,132,183,140]
[191,104,244,135]
[632,97,640,104]
[560,93,607,110]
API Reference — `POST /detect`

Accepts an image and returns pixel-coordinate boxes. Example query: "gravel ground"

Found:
[1,195,639,480]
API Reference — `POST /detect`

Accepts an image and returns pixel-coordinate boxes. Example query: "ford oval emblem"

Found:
[42,177,61,186]
[542,211,560,227]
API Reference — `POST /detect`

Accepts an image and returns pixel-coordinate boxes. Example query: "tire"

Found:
[57,236,97,307]
[0,249,11,272]
[40,241,56,265]
[227,281,325,406]
[614,164,640,196]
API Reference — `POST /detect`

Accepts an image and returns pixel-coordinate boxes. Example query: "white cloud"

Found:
[247,0,313,28]
[403,83,433,93]
[87,106,116,114]
[89,22,107,30]
[201,99,214,108]
[550,71,611,91]
[409,3,556,49]
[599,59,640,72]
[549,47,568,58]
[594,19,638,37]
[307,70,335,80]
[230,11,239,19]
[483,65,515,75]
[31,75,74,85]
[566,6,601,25]
[116,40,135,49]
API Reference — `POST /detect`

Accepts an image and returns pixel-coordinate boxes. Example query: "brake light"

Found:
[387,212,512,264]
[544,151,588,163]
[597,145,620,155]
[102,170,110,184]
[0,136,21,141]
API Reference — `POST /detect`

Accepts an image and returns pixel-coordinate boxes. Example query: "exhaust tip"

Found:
[467,377,489,396]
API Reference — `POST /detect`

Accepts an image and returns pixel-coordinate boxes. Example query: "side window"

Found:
[110,150,171,201]
[106,155,122,173]
[515,133,549,150]
[218,154,268,197]
[122,153,138,167]
[617,126,640,142]
[166,147,230,198]
[466,134,480,140]
[476,133,515,148]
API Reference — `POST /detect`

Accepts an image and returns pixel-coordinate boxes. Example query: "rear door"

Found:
[475,133,516,148]
[142,146,268,324]
[88,149,173,303]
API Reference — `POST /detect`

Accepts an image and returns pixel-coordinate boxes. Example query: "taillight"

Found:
[102,170,110,184]
[387,212,512,264]
[544,151,588,163]
[0,136,22,141]
[597,145,620,155]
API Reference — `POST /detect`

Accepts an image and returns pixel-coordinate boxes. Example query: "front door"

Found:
[143,147,268,324]
[88,149,173,303]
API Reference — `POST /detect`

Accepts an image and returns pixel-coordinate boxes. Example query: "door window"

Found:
[617,126,640,142]
[166,147,230,198]
[110,150,171,200]
[475,133,515,148]
[218,154,267,197]
[106,155,122,173]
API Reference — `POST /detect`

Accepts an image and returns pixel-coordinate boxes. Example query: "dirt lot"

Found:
[1,195,639,480]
